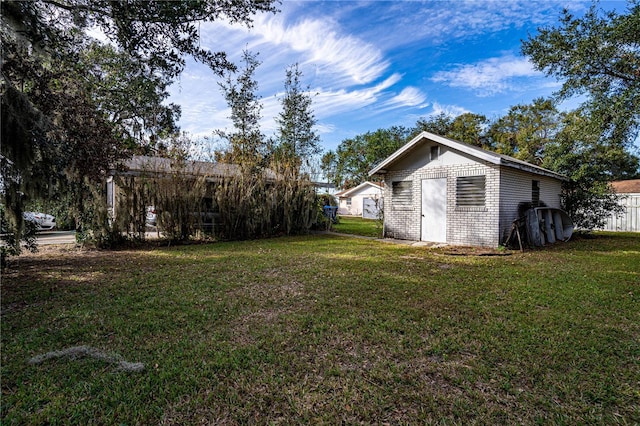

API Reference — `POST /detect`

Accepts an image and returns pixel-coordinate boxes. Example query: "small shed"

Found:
[602,179,640,232]
[335,181,384,218]
[369,131,567,247]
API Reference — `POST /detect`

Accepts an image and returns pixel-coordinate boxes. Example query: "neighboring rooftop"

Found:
[335,181,384,198]
[611,179,640,193]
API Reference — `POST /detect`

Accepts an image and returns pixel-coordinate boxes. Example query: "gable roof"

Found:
[121,155,239,178]
[335,181,383,198]
[610,179,640,193]
[111,155,276,181]
[369,131,567,181]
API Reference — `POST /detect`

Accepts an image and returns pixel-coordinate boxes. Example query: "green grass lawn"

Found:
[2,233,639,424]
[332,215,383,238]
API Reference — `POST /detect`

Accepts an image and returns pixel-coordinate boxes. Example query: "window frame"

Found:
[455,175,486,208]
[392,180,413,209]
[430,145,440,161]
[532,180,540,205]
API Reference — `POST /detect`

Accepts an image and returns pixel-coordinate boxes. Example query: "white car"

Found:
[144,206,217,228]
[23,211,56,231]
[146,206,157,226]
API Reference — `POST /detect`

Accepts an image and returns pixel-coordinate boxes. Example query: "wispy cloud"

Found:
[310,73,403,118]
[429,102,470,118]
[258,15,389,85]
[389,87,428,108]
[207,12,390,87]
[380,1,586,48]
[177,7,397,144]
[166,1,584,151]
[431,56,542,96]
[370,86,429,117]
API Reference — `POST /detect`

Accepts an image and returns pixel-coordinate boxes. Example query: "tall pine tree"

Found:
[215,50,266,173]
[274,63,320,176]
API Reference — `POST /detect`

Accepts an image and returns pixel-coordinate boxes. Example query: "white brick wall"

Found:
[446,163,500,247]
[383,169,420,239]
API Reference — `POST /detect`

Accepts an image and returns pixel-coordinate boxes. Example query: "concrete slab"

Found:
[36,231,76,245]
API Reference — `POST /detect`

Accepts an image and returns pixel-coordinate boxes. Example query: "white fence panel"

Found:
[602,194,640,232]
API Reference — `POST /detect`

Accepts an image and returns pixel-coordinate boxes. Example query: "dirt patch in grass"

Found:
[226,270,309,346]
[1,246,160,321]
[435,245,513,257]
[5,246,137,281]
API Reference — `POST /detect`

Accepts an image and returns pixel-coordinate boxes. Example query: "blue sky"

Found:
[167,0,630,154]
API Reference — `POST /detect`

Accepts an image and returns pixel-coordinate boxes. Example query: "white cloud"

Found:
[175,8,398,143]
[374,73,403,92]
[389,87,427,108]
[310,73,403,118]
[206,12,390,87]
[256,15,389,85]
[383,1,587,49]
[429,102,470,118]
[313,87,377,117]
[431,56,543,96]
[314,122,336,135]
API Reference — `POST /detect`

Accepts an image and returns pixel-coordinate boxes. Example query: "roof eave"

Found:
[368,131,501,176]
[499,158,568,181]
[369,131,567,181]
[337,181,383,197]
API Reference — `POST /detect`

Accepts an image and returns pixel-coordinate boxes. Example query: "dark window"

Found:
[430,145,440,161]
[532,180,540,205]
[346,197,352,206]
[392,181,413,207]
[456,175,485,207]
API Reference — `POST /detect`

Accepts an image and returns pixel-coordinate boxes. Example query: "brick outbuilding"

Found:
[369,131,567,247]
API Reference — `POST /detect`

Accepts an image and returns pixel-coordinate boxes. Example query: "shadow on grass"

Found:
[2,233,638,424]
[541,231,640,253]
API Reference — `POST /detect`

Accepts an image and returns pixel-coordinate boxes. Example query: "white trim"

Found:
[369,131,567,181]
[336,181,384,198]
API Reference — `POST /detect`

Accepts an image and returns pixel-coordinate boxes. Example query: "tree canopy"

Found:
[1,0,277,253]
[489,98,562,165]
[2,1,277,77]
[522,1,640,149]
[331,126,411,188]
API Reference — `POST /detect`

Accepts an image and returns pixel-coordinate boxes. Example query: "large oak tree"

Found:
[522,1,640,161]
[1,0,277,252]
